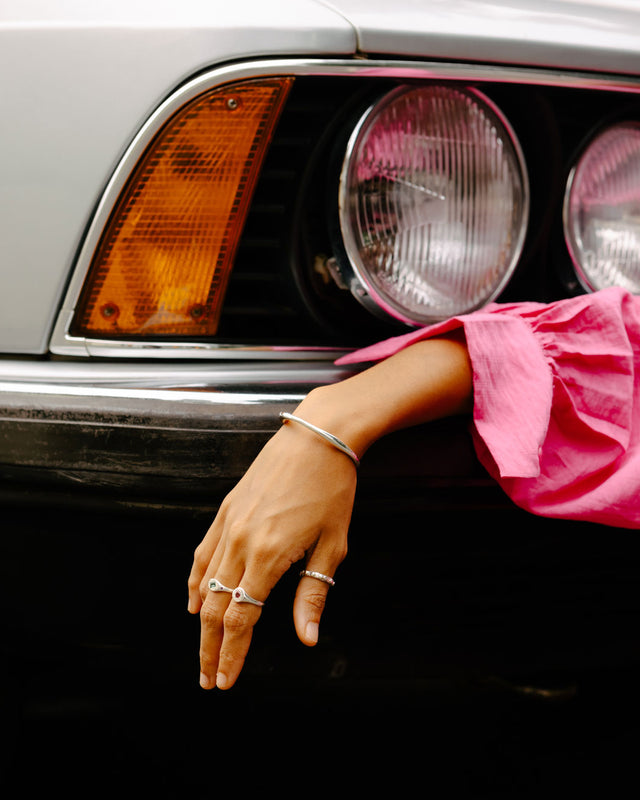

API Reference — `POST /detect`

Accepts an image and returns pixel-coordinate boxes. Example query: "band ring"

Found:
[299,569,336,587]
[208,578,233,593]
[232,586,265,606]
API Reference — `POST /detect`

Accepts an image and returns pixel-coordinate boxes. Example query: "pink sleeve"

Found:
[337,287,640,528]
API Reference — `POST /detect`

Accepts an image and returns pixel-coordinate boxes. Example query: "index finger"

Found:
[187,502,231,613]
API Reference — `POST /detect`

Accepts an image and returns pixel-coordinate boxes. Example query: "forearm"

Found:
[291,333,473,460]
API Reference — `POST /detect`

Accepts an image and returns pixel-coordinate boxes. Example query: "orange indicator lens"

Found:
[71,78,293,338]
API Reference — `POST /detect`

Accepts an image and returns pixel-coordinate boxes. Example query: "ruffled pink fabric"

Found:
[337,287,640,529]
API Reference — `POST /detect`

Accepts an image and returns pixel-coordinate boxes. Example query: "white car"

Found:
[3,1,640,793]
[2,0,640,488]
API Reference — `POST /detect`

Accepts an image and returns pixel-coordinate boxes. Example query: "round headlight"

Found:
[564,122,640,294]
[336,84,529,325]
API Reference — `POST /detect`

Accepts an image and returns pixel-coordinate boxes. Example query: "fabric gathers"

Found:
[336,287,640,530]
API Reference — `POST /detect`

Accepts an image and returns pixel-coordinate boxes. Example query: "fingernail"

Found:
[216,672,228,690]
[305,621,319,644]
[200,672,210,689]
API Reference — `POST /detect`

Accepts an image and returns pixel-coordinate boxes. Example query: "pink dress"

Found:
[336,286,640,529]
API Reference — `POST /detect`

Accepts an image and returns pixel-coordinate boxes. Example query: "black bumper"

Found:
[4,360,640,796]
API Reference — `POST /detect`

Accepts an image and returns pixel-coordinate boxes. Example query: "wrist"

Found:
[279,412,361,468]
[293,381,384,459]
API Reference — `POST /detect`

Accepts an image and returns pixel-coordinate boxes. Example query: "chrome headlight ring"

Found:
[333,83,530,326]
[564,121,640,294]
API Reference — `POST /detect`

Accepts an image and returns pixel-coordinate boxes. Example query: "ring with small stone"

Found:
[232,586,265,606]
[208,578,233,593]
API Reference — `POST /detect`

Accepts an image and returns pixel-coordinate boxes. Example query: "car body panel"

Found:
[0,0,355,355]
[3,1,638,355]
[321,0,640,74]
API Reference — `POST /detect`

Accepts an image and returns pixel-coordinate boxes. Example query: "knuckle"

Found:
[199,604,222,632]
[225,519,250,553]
[223,604,255,635]
[187,572,200,595]
[317,539,348,568]
[331,540,348,564]
[192,543,209,570]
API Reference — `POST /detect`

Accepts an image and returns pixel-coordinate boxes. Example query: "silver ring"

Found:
[299,570,335,587]
[208,578,233,593]
[232,586,265,606]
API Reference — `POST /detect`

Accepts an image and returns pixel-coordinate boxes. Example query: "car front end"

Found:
[3,1,640,792]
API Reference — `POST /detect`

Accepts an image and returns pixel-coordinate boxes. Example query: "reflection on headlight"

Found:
[564,121,640,294]
[336,84,529,325]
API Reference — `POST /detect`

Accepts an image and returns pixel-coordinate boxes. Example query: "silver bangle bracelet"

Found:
[279,412,360,468]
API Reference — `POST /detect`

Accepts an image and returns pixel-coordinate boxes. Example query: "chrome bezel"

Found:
[563,160,596,294]
[336,84,530,325]
[50,57,640,359]
[563,120,640,294]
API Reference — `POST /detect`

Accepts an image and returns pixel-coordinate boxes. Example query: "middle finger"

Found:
[214,578,267,690]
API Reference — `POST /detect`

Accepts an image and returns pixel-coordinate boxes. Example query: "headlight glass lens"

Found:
[564,122,640,293]
[337,84,529,325]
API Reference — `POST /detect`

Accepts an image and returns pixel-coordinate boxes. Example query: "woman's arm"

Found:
[187,334,473,690]
[300,331,473,454]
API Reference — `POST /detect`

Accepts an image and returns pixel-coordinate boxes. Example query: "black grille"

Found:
[216,77,392,347]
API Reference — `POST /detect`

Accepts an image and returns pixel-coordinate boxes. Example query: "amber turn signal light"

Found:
[71,78,293,339]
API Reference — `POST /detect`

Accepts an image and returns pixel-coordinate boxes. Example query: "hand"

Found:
[187,336,472,690]
[187,420,357,690]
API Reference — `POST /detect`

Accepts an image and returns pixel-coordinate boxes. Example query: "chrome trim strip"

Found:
[0,360,362,423]
[50,56,640,360]
[0,358,355,390]
[0,380,305,406]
